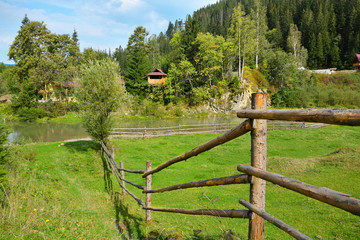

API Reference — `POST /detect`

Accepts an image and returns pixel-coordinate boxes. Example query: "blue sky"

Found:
[0,0,218,64]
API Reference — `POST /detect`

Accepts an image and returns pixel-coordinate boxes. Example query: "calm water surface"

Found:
[8,116,242,143]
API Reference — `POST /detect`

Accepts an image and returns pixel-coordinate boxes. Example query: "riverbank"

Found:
[1,126,359,239]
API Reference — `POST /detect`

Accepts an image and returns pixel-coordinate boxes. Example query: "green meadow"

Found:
[1,125,359,239]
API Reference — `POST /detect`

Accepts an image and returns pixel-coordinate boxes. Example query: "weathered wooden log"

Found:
[239,199,312,240]
[116,168,145,174]
[119,184,145,208]
[237,109,360,126]
[143,174,251,194]
[237,164,360,216]
[249,93,267,240]
[143,207,250,218]
[100,141,111,156]
[142,120,253,177]
[146,161,152,224]
[118,177,145,190]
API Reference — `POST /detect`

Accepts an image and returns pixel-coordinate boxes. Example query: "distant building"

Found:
[147,68,166,86]
[309,68,337,75]
[354,54,360,71]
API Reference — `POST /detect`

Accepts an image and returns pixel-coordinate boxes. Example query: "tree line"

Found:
[194,0,360,70]
[1,0,359,122]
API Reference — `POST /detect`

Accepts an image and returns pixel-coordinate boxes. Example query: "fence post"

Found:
[146,161,152,224]
[120,161,126,196]
[248,93,267,240]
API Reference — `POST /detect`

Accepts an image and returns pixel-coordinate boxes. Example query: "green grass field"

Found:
[1,125,359,239]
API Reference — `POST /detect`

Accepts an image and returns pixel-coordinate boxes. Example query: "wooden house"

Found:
[147,68,166,86]
[354,54,360,71]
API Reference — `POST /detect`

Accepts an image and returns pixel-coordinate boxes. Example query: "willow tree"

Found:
[76,59,125,143]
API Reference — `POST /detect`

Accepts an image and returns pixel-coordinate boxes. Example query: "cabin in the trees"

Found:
[147,68,166,86]
[354,54,360,71]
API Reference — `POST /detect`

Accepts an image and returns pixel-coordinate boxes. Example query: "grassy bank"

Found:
[1,125,359,239]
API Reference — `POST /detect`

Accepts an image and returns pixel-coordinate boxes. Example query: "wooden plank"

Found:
[249,93,267,240]
[144,207,250,218]
[237,109,360,126]
[142,120,253,177]
[237,164,360,216]
[143,174,251,194]
[239,199,313,240]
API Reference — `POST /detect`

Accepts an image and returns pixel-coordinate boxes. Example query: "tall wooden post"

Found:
[146,161,152,224]
[249,93,267,240]
[120,161,126,196]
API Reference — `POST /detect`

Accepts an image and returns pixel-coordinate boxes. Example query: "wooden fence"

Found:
[101,93,360,240]
[110,122,326,139]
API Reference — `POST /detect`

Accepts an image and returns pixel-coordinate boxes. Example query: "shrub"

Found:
[17,107,48,121]
[0,123,10,185]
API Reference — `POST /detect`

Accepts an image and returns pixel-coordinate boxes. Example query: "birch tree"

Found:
[230,4,256,84]
[251,0,268,69]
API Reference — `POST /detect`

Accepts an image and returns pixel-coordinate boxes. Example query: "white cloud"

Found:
[105,0,145,13]
[0,0,221,63]
[145,10,169,35]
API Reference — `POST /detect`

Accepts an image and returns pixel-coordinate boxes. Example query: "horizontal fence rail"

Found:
[110,121,327,139]
[144,207,250,218]
[143,120,253,177]
[143,174,251,194]
[239,199,312,240]
[237,109,360,126]
[237,164,360,216]
[116,168,144,174]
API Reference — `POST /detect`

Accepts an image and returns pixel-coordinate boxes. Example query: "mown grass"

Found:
[1,125,359,239]
[111,125,360,239]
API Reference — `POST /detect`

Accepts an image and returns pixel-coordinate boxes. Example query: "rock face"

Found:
[208,83,253,113]
[231,83,252,111]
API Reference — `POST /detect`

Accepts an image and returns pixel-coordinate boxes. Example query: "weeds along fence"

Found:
[110,122,326,139]
[101,93,360,240]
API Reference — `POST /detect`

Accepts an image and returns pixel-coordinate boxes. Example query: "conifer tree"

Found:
[125,26,152,98]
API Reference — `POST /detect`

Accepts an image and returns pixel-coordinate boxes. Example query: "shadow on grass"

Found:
[113,192,145,239]
[99,149,145,239]
[64,140,100,153]
[101,151,113,194]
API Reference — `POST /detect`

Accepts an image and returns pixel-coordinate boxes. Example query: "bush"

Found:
[191,87,210,105]
[0,123,10,185]
[17,107,48,121]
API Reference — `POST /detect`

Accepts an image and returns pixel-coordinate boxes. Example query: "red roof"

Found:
[147,68,167,76]
[354,54,360,63]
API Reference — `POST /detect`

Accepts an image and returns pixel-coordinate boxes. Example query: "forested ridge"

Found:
[1,1,359,122]
[193,0,360,69]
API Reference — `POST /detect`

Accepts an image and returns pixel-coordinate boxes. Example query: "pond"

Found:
[7,116,243,143]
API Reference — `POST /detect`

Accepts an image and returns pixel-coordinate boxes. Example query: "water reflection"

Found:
[8,122,89,143]
[8,117,243,143]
